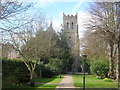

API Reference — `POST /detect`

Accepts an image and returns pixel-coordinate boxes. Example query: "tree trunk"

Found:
[116,1,120,85]
[116,41,120,82]
[109,43,114,78]
[29,70,35,87]
[30,70,34,80]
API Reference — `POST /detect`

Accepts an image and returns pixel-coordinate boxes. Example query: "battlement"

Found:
[63,13,78,18]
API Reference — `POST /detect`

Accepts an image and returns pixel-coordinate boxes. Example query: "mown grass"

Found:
[72,74,118,88]
[34,75,63,83]
[3,75,63,89]
[34,75,63,88]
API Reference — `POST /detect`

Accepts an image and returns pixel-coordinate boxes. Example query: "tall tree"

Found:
[81,30,109,60]
[83,2,119,79]
[0,0,34,80]
[116,1,120,83]
[6,13,47,81]
[16,19,62,80]
[58,32,74,72]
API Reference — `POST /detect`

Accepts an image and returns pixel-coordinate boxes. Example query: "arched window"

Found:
[67,22,69,29]
[71,22,74,29]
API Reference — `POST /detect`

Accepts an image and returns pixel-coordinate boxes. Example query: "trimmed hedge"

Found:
[2,57,58,88]
[2,57,29,87]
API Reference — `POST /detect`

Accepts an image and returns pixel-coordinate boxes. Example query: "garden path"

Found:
[56,75,75,90]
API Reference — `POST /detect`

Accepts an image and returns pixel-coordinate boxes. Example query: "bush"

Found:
[35,61,58,78]
[90,60,109,78]
[2,75,16,87]
[80,57,90,73]
[103,78,113,82]
[41,64,57,78]
[2,58,29,87]
[35,62,44,78]
[48,58,61,73]
[2,57,58,87]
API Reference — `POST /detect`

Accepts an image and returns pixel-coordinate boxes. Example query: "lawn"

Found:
[3,75,63,89]
[34,75,63,88]
[72,74,118,88]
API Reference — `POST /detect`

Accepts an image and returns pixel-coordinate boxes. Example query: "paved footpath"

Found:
[56,75,75,90]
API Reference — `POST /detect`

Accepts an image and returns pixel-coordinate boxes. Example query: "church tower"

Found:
[62,13,80,72]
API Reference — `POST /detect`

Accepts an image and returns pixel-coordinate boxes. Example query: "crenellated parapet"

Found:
[62,13,78,34]
[63,13,78,18]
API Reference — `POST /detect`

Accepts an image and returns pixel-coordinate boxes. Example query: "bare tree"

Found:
[7,14,48,81]
[81,30,109,60]
[0,0,32,20]
[0,0,33,44]
[83,2,119,79]
[0,0,47,81]
[116,1,120,84]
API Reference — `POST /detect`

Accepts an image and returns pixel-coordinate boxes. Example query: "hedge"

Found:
[2,57,29,87]
[2,57,58,88]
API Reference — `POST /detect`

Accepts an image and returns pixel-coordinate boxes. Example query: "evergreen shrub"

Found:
[90,60,109,78]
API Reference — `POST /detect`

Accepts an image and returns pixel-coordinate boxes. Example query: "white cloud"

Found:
[48,12,63,32]
[78,11,91,38]
[52,14,63,32]
[52,20,62,32]
[78,11,91,26]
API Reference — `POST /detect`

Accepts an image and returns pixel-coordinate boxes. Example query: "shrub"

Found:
[2,57,58,87]
[35,61,58,78]
[2,75,16,87]
[80,57,90,73]
[48,58,61,73]
[103,78,113,82]
[2,58,29,87]
[35,62,44,78]
[90,60,109,78]
[41,64,57,78]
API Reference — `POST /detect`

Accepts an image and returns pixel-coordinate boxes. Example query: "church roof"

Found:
[47,21,54,31]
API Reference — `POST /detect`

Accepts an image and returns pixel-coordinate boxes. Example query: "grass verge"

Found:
[72,74,118,88]
[3,75,63,89]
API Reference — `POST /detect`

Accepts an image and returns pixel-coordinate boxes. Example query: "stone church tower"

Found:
[62,13,80,72]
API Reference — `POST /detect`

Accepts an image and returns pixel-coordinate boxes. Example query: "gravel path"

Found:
[56,75,75,90]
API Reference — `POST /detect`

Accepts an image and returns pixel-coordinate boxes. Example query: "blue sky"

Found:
[34,2,89,19]
[29,1,91,38]
[40,2,89,21]
[37,2,89,15]
[1,0,119,43]
[1,1,91,40]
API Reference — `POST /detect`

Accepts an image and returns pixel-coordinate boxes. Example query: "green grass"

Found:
[72,74,118,88]
[34,75,63,88]
[3,75,63,89]
[34,75,63,83]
